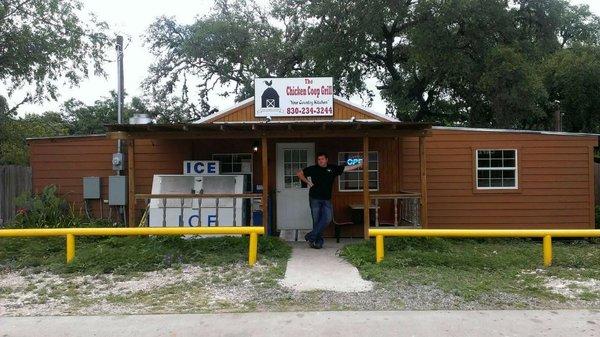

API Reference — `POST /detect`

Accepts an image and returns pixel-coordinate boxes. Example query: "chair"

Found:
[332,216,354,243]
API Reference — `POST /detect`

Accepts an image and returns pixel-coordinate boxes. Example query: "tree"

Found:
[0,113,69,165]
[0,0,111,113]
[143,0,600,131]
[0,91,153,165]
[543,45,600,133]
[143,0,304,120]
[386,0,598,127]
[60,92,149,134]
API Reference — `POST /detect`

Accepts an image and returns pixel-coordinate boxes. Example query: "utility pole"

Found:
[116,35,124,154]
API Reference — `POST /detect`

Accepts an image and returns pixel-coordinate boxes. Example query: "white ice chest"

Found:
[148,174,245,227]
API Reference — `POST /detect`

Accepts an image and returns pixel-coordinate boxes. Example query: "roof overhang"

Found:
[106,121,431,140]
[432,126,600,138]
[26,134,107,143]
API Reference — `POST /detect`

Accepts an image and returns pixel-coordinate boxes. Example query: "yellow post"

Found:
[543,235,552,267]
[376,235,384,263]
[66,234,75,263]
[248,232,258,266]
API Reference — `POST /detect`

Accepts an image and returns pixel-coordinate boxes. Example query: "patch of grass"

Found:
[105,281,210,310]
[579,290,600,301]
[341,237,600,301]
[0,235,291,275]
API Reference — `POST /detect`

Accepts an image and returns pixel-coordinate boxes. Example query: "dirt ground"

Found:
[2,261,599,316]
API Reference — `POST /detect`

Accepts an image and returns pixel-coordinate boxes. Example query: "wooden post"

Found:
[419,136,428,227]
[128,139,136,227]
[363,135,370,239]
[261,136,269,235]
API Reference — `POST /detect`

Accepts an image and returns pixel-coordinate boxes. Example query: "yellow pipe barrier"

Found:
[369,228,600,267]
[66,234,75,263]
[0,226,265,266]
[543,235,552,267]
[375,235,384,263]
[248,232,258,265]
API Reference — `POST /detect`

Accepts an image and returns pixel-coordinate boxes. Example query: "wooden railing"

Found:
[371,192,421,228]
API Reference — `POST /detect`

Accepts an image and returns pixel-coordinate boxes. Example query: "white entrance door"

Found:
[276,143,315,230]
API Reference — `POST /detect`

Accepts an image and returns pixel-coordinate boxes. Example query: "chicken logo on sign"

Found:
[261,80,279,108]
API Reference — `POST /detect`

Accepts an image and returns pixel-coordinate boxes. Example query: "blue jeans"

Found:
[307,197,333,246]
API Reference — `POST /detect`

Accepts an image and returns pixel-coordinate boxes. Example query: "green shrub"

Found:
[9,185,117,229]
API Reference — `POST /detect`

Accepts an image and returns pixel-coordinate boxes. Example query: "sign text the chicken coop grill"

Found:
[254,77,334,117]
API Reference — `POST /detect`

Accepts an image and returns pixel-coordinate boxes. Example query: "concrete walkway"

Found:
[279,239,373,292]
[1,310,598,337]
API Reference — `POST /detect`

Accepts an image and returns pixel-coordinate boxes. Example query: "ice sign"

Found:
[346,157,363,166]
[183,161,220,175]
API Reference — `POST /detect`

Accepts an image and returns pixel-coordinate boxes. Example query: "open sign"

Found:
[346,157,363,166]
[183,161,220,175]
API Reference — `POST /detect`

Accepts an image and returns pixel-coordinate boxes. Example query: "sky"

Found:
[6,0,600,117]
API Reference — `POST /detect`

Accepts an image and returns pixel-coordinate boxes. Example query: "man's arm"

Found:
[296,168,314,188]
[343,160,363,172]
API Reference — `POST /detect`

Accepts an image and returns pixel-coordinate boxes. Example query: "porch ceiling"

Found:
[105,121,432,139]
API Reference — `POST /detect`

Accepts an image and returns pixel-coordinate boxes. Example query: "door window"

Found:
[283,148,308,188]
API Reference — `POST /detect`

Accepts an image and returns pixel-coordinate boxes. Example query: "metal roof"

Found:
[432,126,600,138]
[26,134,107,142]
[106,120,429,131]
[105,120,431,139]
[25,125,599,142]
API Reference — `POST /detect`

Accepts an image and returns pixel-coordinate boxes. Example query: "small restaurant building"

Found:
[27,78,598,240]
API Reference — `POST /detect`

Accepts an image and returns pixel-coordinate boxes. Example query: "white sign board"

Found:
[254,77,334,117]
[183,160,220,175]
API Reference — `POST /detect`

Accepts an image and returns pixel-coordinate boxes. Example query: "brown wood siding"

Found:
[28,128,597,232]
[131,139,193,221]
[206,100,389,123]
[402,129,598,229]
[29,137,117,219]
[28,137,195,223]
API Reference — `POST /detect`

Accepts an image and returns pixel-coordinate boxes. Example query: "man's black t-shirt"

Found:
[302,164,346,200]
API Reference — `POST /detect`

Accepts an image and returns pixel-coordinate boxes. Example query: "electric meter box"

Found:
[108,175,127,205]
[112,153,124,171]
[82,177,101,199]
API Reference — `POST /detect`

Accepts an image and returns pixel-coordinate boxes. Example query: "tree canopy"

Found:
[0,0,111,113]
[0,91,150,165]
[0,112,69,165]
[144,0,600,131]
[2,0,600,167]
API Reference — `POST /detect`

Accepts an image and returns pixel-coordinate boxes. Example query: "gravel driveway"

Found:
[2,242,599,316]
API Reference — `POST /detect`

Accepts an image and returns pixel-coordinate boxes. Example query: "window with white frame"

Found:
[337,151,379,191]
[476,149,517,189]
[212,153,253,192]
[283,148,309,189]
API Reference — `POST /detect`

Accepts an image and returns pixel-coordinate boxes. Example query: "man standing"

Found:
[296,152,363,249]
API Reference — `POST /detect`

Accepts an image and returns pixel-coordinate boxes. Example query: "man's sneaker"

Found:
[304,232,311,242]
[310,241,322,249]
